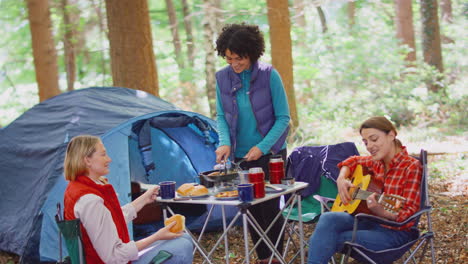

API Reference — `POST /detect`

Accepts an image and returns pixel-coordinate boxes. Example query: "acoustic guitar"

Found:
[331,165,406,215]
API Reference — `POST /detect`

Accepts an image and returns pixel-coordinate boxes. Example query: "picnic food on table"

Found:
[176,183,209,196]
[164,214,185,233]
[215,190,238,198]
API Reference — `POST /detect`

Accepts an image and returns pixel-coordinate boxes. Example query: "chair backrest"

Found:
[56,203,86,264]
[286,142,359,197]
[411,149,431,227]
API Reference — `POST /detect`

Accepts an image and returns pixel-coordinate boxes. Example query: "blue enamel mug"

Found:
[159,181,176,199]
[238,183,254,202]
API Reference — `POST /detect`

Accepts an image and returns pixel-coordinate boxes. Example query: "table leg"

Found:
[222,205,229,264]
[242,211,250,264]
[297,194,305,264]
[245,211,286,263]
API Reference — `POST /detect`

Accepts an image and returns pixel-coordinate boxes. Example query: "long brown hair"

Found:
[359,116,402,148]
[64,135,101,181]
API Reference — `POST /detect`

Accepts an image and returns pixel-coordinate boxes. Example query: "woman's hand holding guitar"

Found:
[367,193,398,220]
[337,166,354,205]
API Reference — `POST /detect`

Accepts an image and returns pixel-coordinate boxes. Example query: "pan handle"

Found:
[232,158,247,170]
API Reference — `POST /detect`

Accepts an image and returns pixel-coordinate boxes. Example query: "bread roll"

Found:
[164,214,185,233]
[176,183,194,196]
[190,185,208,196]
[176,183,208,196]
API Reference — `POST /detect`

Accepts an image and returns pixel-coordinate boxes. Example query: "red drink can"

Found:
[269,156,284,184]
[249,167,265,198]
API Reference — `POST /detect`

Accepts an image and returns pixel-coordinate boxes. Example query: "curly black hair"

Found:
[215,23,265,63]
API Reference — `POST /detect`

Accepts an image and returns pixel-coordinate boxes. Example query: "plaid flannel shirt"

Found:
[338,146,422,230]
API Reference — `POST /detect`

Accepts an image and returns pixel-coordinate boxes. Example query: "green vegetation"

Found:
[0,0,466,150]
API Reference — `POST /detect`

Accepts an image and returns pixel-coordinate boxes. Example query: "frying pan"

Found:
[199,169,239,183]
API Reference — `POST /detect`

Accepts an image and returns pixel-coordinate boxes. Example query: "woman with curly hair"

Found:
[215,23,291,264]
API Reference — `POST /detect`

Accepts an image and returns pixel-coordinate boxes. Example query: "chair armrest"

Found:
[354,206,432,227]
[313,195,335,212]
[348,206,431,244]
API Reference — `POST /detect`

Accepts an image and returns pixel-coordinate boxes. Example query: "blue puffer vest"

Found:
[216,61,289,155]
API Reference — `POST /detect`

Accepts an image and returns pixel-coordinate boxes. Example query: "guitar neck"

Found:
[353,189,379,200]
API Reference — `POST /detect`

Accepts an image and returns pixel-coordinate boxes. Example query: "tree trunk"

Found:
[420,0,444,92]
[440,0,453,23]
[317,6,328,33]
[348,1,356,28]
[202,0,218,118]
[165,0,185,69]
[105,0,159,96]
[61,0,76,91]
[26,0,61,102]
[421,0,444,72]
[181,0,195,67]
[90,0,108,84]
[266,0,298,130]
[213,0,223,34]
[394,0,416,62]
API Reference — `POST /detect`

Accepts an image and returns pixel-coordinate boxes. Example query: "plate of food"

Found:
[177,194,210,200]
[214,190,239,200]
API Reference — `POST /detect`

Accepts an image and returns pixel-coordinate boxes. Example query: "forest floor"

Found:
[1,145,466,264]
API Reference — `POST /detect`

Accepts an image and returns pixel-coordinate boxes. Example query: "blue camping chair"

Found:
[315,149,436,264]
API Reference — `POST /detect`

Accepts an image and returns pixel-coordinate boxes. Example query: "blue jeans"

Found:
[133,233,194,264]
[307,212,413,264]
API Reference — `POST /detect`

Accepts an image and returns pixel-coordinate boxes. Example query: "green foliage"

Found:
[0,0,466,147]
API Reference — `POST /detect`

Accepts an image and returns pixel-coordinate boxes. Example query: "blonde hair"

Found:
[359,116,403,148]
[64,135,101,181]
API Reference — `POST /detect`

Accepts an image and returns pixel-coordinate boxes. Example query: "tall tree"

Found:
[420,0,443,92]
[348,0,356,28]
[60,0,77,91]
[440,0,453,23]
[26,0,61,102]
[165,0,185,69]
[267,0,298,130]
[105,0,159,95]
[394,0,416,62]
[181,0,195,67]
[202,0,218,118]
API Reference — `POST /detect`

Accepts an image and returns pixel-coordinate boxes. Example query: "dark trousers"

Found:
[236,148,287,260]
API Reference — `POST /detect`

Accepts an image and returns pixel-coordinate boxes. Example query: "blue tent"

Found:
[0,87,233,262]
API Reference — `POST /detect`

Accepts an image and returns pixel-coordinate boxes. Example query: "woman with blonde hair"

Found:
[64,135,193,263]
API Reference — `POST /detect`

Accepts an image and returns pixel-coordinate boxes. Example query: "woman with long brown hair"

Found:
[307,116,422,264]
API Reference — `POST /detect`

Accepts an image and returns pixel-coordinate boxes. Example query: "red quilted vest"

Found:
[64,175,130,263]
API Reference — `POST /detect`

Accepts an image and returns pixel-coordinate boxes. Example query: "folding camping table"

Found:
[156,181,308,264]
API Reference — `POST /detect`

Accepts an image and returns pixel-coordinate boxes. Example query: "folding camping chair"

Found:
[55,203,86,264]
[315,149,436,264]
[281,143,359,262]
[55,203,173,264]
